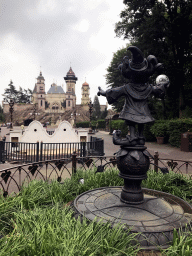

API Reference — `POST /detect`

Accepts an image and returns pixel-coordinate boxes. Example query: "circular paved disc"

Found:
[72,187,192,249]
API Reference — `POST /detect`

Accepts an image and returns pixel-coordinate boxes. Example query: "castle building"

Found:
[32,67,90,113]
[81,81,90,105]
[3,67,107,117]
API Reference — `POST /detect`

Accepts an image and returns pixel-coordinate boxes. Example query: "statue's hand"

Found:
[163,81,170,89]
[97,87,106,96]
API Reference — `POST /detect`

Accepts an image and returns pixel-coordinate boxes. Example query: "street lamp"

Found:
[71,109,80,128]
[9,98,14,130]
[30,103,40,120]
[88,100,93,132]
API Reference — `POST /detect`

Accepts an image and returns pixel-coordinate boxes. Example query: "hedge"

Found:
[76,120,105,129]
[168,119,192,147]
[149,119,192,147]
[110,120,128,137]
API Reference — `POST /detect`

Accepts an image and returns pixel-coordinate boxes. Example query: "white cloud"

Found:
[0,34,39,101]
[74,19,90,33]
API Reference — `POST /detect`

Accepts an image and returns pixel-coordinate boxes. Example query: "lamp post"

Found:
[88,100,93,133]
[9,98,14,130]
[30,103,40,120]
[71,109,80,128]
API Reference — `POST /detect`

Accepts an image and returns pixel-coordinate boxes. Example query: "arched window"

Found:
[41,100,43,106]
[52,103,59,110]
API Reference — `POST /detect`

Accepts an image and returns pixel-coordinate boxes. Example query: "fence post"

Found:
[36,141,39,162]
[40,141,43,162]
[0,141,3,163]
[101,139,104,156]
[154,151,159,172]
[83,142,86,157]
[72,152,77,175]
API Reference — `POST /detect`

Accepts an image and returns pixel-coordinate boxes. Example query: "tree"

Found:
[3,80,18,102]
[100,107,108,119]
[105,46,129,112]
[3,81,32,103]
[115,0,192,118]
[92,95,101,119]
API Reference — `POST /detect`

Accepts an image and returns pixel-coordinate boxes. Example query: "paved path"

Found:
[96,131,192,161]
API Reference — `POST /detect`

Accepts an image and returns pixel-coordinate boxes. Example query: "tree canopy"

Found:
[92,95,101,119]
[3,80,33,104]
[110,0,192,118]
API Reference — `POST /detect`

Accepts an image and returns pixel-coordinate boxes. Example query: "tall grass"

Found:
[0,167,191,255]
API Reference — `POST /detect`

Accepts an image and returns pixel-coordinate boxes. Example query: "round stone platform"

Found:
[71,187,192,250]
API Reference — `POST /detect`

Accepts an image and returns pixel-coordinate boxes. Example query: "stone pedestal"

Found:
[116,146,150,204]
[71,187,192,250]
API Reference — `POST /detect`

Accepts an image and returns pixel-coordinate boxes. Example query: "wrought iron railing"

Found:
[0,139,104,164]
[0,152,192,198]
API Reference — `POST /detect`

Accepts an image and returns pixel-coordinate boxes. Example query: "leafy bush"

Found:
[143,123,156,142]
[150,120,170,137]
[168,119,192,147]
[76,120,105,130]
[76,121,90,128]
[97,120,105,129]
[110,120,128,137]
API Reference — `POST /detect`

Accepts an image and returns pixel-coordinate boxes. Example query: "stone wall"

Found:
[3,103,33,114]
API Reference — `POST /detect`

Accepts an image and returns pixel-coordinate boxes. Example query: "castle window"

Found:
[52,103,59,110]
[41,100,43,106]
[68,101,70,107]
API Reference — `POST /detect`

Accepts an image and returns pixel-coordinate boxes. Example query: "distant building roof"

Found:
[47,84,65,94]
[37,71,45,80]
[64,67,78,81]
[82,81,89,86]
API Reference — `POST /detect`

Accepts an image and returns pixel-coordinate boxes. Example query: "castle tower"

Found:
[64,67,77,110]
[81,81,90,105]
[32,71,46,110]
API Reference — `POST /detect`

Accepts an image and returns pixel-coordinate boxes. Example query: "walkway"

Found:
[96,131,192,161]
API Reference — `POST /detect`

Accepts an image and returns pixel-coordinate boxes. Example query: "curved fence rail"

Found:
[0,153,192,197]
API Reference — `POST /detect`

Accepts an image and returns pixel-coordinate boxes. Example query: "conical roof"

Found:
[37,71,45,80]
[64,67,78,81]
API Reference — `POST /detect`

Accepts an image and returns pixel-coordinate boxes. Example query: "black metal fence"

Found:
[0,152,192,198]
[0,137,104,164]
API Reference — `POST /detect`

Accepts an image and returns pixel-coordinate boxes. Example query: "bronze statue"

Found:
[98,46,169,146]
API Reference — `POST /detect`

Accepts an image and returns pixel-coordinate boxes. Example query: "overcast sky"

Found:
[0,0,127,107]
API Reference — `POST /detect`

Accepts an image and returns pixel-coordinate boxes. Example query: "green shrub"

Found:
[76,121,90,128]
[144,123,156,142]
[150,120,170,137]
[168,119,192,147]
[110,120,128,137]
[97,120,105,129]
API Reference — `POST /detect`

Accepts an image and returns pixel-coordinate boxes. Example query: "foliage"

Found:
[97,120,106,129]
[110,120,128,137]
[143,123,156,142]
[0,168,192,255]
[150,120,170,137]
[0,105,5,122]
[115,0,192,118]
[105,47,129,112]
[76,121,90,128]
[3,80,32,104]
[168,119,192,147]
[100,107,108,120]
[92,95,101,119]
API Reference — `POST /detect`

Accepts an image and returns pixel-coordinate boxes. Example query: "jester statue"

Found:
[98,46,169,204]
[98,46,169,147]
